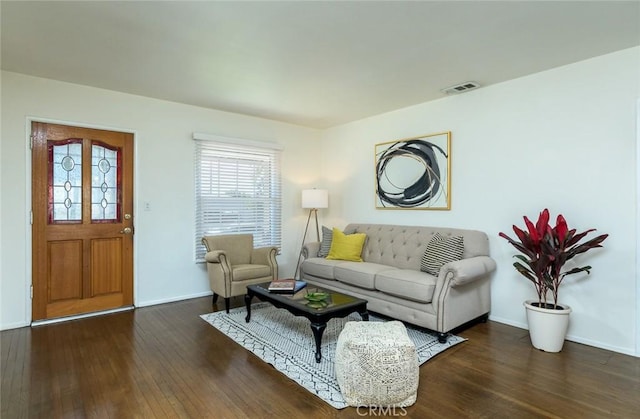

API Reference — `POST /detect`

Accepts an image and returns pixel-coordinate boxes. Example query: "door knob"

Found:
[120,227,133,234]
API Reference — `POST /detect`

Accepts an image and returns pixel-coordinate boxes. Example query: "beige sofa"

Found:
[300,223,496,342]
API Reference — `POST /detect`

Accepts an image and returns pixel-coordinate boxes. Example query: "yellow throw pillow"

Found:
[326,228,367,262]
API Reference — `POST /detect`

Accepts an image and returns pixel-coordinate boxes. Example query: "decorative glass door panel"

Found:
[91,141,121,223]
[48,139,83,223]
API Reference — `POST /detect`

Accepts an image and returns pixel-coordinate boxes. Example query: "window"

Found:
[194,134,282,261]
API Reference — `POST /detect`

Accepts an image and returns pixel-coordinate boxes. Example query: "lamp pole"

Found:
[294,189,328,279]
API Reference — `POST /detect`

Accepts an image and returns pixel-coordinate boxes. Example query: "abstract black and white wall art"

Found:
[375,132,451,210]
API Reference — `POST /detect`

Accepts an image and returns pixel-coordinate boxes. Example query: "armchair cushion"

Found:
[232,264,272,281]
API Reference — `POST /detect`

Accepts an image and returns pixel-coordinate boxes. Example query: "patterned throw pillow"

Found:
[420,233,464,276]
[317,226,333,258]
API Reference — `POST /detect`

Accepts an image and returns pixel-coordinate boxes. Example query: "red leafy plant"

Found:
[499,209,608,309]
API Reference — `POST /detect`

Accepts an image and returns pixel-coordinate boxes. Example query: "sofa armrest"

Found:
[432,255,495,333]
[302,242,321,259]
[441,256,497,287]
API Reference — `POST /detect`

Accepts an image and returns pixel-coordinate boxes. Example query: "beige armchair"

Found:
[201,234,278,313]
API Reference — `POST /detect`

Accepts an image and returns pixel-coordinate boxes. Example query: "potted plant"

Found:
[499,209,608,352]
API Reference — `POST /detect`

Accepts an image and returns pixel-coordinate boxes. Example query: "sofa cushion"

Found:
[334,262,390,290]
[301,258,342,280]
[420,232,464,276]
[317,226,333,257]
[375,269,437,304]
[327,228,367,262]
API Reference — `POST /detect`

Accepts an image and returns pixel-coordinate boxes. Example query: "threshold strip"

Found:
[31,306,134,327]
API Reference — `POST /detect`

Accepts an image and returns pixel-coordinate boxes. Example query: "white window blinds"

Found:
[194,136,282,262]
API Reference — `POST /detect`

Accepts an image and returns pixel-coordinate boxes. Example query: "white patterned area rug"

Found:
[200,303,466,409]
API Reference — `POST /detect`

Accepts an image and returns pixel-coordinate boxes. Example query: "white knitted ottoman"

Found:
[335,321,419,407]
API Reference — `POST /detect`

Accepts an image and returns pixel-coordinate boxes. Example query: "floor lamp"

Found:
[294,189,329,279]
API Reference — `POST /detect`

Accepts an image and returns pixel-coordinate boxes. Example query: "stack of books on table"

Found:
[268,279,307,294]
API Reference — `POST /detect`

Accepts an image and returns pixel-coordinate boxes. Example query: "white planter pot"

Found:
[524,300,572,352]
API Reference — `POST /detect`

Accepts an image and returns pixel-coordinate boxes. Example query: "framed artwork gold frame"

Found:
[375,131,451,210]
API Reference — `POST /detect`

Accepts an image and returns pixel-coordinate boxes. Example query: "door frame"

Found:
[25,116,139,325]
[636,98,640,357]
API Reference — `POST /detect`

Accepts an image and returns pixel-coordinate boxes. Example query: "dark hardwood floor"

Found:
[2,296,639,418]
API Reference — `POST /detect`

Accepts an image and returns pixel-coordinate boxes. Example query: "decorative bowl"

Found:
[306,300,329,309]
[304,292,329,302]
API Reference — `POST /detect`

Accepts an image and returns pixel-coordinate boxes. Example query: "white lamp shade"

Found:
[302,189,329,209]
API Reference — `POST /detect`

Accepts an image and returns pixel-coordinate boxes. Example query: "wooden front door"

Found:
[31,122,134,321]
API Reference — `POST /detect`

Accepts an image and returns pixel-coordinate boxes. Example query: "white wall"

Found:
[320,47,639,355]
[0,71,323,330]
[2,47,638,356]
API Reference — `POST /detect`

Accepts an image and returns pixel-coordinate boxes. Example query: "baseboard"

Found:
[1,292,214,330]
[488,315,528,331]
[564,334,637,357]
[136,290,213,308]
[0,320,31,331]
[489,315,637,357]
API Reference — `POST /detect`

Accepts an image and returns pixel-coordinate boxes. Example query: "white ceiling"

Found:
[2,1,639,129]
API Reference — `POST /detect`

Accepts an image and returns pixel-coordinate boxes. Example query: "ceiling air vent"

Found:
[441,81,481,95]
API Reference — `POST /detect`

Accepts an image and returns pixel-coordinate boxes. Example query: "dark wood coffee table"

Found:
[245,282,369,362]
